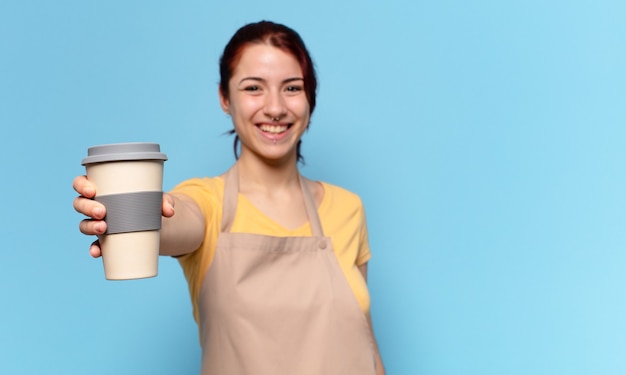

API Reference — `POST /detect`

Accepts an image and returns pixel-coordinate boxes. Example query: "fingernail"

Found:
[95,222,105,233]
[84,186,95,196]
[94,207,104,218]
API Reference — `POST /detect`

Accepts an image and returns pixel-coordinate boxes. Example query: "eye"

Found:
[244,85,260,92]
[285,85,303,93]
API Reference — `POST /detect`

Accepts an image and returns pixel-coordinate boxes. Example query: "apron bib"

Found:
[198,165,376,374]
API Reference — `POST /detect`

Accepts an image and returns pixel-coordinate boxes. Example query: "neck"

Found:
[236,152,300,193]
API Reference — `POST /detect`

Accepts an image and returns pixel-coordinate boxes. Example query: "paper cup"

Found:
[82,142,167,280]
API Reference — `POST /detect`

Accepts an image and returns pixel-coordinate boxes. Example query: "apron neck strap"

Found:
[221,165,238,233]
[298,174,324,237]
[220,163,324,237]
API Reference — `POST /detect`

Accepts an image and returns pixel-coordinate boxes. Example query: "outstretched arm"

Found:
[159,192,205,256]
[73,175,205,257]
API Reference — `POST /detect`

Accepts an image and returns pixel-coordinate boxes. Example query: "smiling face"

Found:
[220,43,311,166]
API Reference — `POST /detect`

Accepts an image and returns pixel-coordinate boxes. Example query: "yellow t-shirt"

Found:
[172,176,372,326]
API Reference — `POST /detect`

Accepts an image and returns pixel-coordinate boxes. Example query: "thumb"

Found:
[162,193,175,218]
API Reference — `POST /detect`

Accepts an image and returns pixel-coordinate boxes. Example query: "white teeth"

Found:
[259,124,288,134]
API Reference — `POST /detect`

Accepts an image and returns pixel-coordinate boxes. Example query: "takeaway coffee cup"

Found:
[82,142,168,280]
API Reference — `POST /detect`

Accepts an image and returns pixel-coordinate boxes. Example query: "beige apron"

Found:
[198,165,376,374]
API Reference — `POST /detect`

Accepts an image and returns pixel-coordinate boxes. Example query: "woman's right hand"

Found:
[72,175,176,258]
[73,175,106,257]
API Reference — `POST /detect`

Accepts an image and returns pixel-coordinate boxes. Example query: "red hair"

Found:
[219,21,317,114]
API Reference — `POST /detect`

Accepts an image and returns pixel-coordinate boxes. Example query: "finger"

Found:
[79,219,107,236]
[72,175,96,198]
[89,240,102,258]
[162,193,175,218]
[73,196,106,219]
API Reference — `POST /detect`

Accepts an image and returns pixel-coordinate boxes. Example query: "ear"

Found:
[219,86,230,114]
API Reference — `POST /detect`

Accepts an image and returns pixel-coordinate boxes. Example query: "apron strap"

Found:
[299,174,324,237]
[221,165,239,233]
[220,163,325,237]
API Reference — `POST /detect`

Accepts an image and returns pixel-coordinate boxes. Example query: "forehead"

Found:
[232,43,303,79]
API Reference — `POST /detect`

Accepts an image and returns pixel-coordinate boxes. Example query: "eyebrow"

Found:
[238,77,304,85]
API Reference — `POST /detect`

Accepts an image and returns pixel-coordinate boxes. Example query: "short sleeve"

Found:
[170,177,222,228]
[355,201,372,266]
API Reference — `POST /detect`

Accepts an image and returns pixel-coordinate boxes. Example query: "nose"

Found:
[264,90,286,120]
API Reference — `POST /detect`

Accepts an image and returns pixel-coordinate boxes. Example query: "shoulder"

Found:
[316,180,366,220]
[170,176,225,207]
[320,181,363,205]
[171,176,224,194]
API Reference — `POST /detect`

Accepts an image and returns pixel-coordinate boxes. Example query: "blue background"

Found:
[1,0,625,374]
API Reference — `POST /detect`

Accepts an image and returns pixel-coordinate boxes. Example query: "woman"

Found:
[74,21,385,375]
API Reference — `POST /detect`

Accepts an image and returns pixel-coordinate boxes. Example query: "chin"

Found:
[256,149,297,165]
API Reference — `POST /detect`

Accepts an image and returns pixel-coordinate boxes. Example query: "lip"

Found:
[255,122,292,142]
